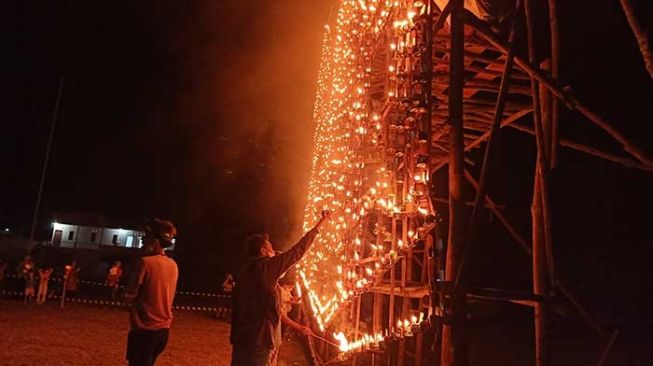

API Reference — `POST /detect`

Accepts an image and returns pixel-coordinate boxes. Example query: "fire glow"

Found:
[296,0,435,352]
[332,314,425,353]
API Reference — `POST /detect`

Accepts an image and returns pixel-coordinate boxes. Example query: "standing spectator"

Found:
[230,210,330,366]
[17,255,35,275]
[64,260,80,297]
[37,267,53,304]
[107,261,123,300]
[24,269,36,303]
[16,255,34,293]
[266,273,312,366]
[222,272,234,293]
[124,219,178,366]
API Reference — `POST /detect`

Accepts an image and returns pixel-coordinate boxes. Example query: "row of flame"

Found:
[333,312,426,353]
[296,0,436,350]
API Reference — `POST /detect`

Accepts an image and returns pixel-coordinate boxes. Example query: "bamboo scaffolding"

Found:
[464,11,653,166]
[310,3,648,366]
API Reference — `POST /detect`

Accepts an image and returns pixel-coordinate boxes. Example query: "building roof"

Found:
[52,212,139,231]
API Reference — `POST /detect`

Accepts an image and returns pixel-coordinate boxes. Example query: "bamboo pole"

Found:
[372,293,382,366]
[508,123,653,172]
[31,75,64,241]
[456,0,521,286]
[464,12,653,166]
[524,1,553,364]
[619,0,653,79]
[547,0,560,169]
[352,295,362,366]
[433,0,453,33]
[432,197,507,209]
[398,223,407,366]
[389,216,397,359]
[416,234,433,365]
[532,164,551,366]
[422,0,433,137]
[398,157,411,366]
[373,209,384,366]
[596,329,619,366]
[540,59,552,161]
[441,0,466,365]
[417,5,433,363]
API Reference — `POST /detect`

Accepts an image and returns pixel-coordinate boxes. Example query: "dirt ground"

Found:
[0,299,312,366]
[0,299,232,366]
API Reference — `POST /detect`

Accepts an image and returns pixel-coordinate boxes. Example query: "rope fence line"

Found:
[4,273,231,299]
[0,290,232,315]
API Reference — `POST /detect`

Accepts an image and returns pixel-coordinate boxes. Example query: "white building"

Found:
[51,222,147,250]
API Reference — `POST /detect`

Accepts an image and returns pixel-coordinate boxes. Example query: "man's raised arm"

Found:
[262,211,331,285]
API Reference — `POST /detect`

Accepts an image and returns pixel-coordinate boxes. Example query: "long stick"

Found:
[310,333,341,349]
[31,75,64,241]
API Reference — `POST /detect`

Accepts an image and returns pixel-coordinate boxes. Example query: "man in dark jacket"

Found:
[230,210,330,366]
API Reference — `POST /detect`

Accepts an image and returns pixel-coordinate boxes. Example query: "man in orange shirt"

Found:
[37,267,53,304]
[107,261,123,300]
[124,219,178,366]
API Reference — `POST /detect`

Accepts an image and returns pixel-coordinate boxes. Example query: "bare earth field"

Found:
[0,299,232,366]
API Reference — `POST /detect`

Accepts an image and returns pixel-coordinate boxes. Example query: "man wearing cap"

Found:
[124,219,178,366]
[230,210,331,366]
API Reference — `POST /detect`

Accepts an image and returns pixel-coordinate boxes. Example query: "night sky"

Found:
[3,0,332,283]
[2,0,652,342]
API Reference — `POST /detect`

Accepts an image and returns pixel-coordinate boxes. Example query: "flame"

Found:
[333,331,385,353]
[297,0,437,351]
[295,281,302,298]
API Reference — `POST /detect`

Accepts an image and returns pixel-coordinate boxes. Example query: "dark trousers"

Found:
[230,345,271,366]
[126,328,169,366]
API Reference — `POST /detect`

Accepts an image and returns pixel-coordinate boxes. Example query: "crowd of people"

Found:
[0,212,331,366]
[0,254,127,304]
[0,255,77,303]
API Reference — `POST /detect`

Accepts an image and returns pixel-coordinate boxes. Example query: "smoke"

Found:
[3,0,334,287]
[151,0,334,279]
